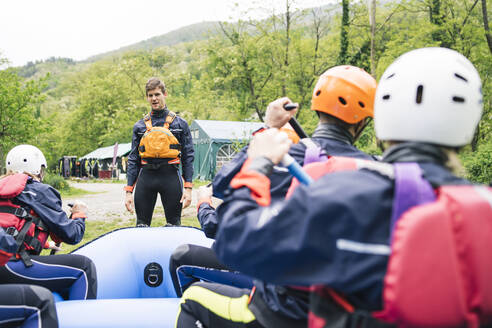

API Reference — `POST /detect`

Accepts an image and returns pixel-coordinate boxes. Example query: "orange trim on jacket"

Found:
[71,212,87,219]
[230,158,271,206]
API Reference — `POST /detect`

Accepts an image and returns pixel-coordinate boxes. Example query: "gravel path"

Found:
[62,182,206,222]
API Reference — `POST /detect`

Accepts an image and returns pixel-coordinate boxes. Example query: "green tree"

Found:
[337,0,350,65]
[0,63,47,171]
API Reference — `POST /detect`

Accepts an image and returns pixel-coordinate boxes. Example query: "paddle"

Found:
[283,103,308,139]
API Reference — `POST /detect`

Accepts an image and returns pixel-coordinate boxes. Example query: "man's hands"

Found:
[197,185,213,203]
[125,192,134,213]
[264,97,298,129]
[181,188,192,209]
[247,129,292,164]
[71,200,88,217]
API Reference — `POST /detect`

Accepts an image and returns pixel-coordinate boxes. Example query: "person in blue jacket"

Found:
[212,65,377,201]
[174,67,378,327]
[124,77,195,226]
[179,47,483,327]
[0,145,97,301]
[0,230,59,328]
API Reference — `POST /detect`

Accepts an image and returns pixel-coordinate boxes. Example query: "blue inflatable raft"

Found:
[56,226,214,328]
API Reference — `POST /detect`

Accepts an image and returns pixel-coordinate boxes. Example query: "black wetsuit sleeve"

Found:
[178,118,194,183]
[127,122,143,187]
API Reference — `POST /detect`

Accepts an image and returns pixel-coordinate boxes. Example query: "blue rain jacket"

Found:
[214,159,470,310]
[13,177,85,244]
[213,124,373,200]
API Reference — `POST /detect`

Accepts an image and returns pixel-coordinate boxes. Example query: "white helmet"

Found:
[375,47,483,147]
[6,145,47,176]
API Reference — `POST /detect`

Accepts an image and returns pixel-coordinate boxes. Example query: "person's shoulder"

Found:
[172,113,190,125]
[132,118,145,130]
[288,141,308,159]
[24,179,60,198]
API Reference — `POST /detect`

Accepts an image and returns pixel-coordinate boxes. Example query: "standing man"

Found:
[124,78,194,226]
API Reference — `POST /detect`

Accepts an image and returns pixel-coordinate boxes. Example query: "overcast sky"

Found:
[0,0,330,67]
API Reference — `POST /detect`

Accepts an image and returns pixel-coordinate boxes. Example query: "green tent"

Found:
[190,120,264,181]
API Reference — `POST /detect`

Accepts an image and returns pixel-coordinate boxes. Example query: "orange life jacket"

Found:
[138,111,181,160]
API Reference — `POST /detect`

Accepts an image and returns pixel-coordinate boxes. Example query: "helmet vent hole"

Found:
[416,85,424,104]
[454,73,468,82]
[452,96,465,103]
[23,159,27,162]
[358,101,365,108]
[338,97,347,105]
[382,95,390,100]
[315,90,321,96]
[386,73,395,79]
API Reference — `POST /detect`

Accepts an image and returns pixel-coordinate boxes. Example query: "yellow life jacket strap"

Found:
[143,114,153,131]
[143,111,176,130]
[164,111,176,129]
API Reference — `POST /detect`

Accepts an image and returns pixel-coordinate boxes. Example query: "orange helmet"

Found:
[311,65,377,124]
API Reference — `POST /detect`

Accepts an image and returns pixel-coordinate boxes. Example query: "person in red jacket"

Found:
[0,145,97,301]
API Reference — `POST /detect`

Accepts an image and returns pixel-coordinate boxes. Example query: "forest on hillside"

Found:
[1,0,491,183]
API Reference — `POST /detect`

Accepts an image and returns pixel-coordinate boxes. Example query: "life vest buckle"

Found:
[5,226,19,238]
[14,207,29,218]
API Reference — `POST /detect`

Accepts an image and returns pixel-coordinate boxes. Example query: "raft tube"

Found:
[56,226,213,327]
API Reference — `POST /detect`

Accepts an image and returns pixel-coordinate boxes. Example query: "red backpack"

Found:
[299,160,492,327]
[0,174,50,267]
[374,185,492,327]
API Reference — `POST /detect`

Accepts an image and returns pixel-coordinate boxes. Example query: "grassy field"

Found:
[58,187,100,197]
[42,178,209,255]
[41,215,201,255]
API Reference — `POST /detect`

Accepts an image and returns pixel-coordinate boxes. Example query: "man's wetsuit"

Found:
[126,107,194,226]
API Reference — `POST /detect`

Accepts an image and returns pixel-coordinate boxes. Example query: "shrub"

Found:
[43,172,70,191]
[461,141,492,185]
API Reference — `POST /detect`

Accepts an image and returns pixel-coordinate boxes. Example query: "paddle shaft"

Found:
[282,103,308,139]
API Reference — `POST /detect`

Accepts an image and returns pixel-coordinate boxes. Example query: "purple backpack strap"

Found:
[390,163,436,241]
[301,139,328,165]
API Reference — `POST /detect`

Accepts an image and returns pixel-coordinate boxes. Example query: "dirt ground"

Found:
[62,182,217,222]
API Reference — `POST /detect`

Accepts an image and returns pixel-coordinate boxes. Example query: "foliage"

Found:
[43,172,70,191]
[461,140,492,184]
[193,179,212,188]
[0,65,48,171]
[3,0,490,183]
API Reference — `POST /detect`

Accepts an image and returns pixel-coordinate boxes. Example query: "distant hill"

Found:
[85,21,222,62]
